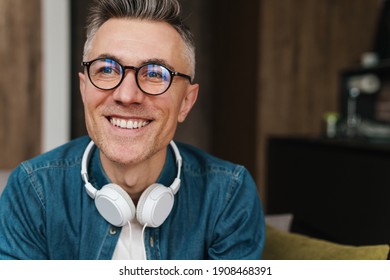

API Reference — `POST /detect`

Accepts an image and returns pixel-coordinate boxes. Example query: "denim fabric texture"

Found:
[0,136,265,259]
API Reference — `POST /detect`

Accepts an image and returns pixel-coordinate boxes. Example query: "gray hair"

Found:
[83,0,196,78]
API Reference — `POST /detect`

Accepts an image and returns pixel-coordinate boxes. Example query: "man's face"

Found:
[79,18,198,166]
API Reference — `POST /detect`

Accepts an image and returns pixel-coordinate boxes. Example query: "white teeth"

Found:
[110,118,150,129]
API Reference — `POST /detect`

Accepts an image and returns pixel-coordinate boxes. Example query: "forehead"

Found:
[88,18,185,67]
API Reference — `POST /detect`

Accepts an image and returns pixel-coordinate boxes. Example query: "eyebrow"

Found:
[95,53,176,71]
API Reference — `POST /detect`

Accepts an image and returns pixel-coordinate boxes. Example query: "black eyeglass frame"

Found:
[82,58,193,95]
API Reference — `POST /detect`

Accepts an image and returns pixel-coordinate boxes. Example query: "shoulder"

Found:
[176,141,248,175]
[5,136,91,198]
[3,136,91,213]
[175,142,254,188]
[20,136,91,175]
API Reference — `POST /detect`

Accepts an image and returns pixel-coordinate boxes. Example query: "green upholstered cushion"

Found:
[263,225,390,260]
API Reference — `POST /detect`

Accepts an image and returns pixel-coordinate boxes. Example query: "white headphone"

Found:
[81,140,182,228]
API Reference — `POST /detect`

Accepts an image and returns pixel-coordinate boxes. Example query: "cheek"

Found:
[83,96,96,120]
[166,94,185,122]
[79,73,102,107]
[154,97,182,139]
[83,87,106,109]
[82,91,107,130]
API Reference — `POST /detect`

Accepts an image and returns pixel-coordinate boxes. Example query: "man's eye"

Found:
[147,71,161,78]
[100,66,114,74]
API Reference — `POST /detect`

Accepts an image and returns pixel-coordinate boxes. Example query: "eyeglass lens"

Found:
[87,58,172,95]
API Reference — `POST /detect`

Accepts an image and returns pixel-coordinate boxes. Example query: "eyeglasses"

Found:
[82,58,192,95]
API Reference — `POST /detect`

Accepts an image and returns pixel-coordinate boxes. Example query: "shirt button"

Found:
[150,237,154,247]
[109,227,117,235]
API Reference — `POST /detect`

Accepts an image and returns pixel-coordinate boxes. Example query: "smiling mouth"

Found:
[109,117,151,129]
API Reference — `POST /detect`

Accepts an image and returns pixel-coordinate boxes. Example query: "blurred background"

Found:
[2,1,390,244]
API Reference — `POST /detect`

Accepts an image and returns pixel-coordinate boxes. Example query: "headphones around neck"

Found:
[81,140,182,228]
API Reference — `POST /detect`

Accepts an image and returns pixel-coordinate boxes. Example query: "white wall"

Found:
[41,0,70,152]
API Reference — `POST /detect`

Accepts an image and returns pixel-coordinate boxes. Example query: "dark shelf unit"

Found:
[266,136,390,246]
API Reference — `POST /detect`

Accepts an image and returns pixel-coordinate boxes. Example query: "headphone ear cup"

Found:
[136,183,174,228]
[94,183,135,227]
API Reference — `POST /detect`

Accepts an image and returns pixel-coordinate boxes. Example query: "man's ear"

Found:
[79,72,86,103]
[178,83,199,123]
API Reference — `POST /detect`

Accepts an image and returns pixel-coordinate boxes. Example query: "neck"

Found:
[99,148,167,204]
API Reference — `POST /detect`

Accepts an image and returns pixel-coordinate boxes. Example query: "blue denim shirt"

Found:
[0,136,265,259]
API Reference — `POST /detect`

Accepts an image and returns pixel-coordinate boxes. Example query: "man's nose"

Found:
[112,71,145,104]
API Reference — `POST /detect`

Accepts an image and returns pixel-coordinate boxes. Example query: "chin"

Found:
[104,144,145,165]
[101,138,156,166]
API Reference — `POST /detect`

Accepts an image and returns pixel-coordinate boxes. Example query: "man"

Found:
[0,0,265,259]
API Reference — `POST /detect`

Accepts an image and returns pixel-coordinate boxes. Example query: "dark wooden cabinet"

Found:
[266,137,390,246]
